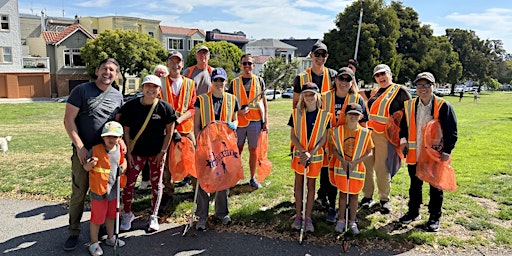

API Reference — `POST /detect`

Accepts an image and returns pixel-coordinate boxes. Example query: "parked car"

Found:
[265,90,281,101]
[282,89,294,98]
[434,88,450,96]
[123,91,143,102]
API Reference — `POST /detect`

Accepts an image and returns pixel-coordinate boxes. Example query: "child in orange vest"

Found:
[83,121,127,256]
[330,103,374,235]
[289,82,332,233]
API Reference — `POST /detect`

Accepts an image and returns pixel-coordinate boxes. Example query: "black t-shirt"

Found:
[292,68,337,93]
[334,95,369,123]
[194,94,240,121]
[119,98,176,156]
[287,109,331,138]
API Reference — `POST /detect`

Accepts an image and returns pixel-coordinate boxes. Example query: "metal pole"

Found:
[354,0,364,60]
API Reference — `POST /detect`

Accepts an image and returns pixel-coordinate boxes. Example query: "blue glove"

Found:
[227,122,237,130]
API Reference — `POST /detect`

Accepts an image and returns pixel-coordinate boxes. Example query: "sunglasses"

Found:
[313,52,327,58]
[213,78,225,82]
[337,76,352,82]
[416,83,433,89]
[374,71,387,78]
[242,62,253,66]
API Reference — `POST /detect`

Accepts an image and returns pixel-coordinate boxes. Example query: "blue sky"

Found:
[17,0,512,53]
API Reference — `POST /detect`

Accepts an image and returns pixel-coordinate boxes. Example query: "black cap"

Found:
[301,82,319,94]
[337,67,355,79]
[345,103,363,115]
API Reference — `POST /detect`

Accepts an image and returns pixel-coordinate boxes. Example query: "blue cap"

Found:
[211,67,227,80]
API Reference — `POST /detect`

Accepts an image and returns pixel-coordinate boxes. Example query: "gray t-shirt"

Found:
[88,144,122,201]
[183,66,211,96]
[67,82,123,149]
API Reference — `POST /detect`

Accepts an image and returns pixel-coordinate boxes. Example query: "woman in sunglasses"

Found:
[319,67,368,223]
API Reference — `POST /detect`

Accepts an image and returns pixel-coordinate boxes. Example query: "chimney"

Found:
[41,10,46,31]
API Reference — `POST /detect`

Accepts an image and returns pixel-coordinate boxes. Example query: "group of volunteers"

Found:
[62,40,458,255]
[288,42,458,235]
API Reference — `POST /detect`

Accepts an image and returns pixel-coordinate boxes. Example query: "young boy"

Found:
[329,103,374,235]
[83,121,127,256]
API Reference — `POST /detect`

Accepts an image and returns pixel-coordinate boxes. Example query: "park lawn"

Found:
[0,91,511,252]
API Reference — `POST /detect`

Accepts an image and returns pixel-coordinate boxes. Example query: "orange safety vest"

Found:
[321,90,361,127]
[367,84,401,133]
[329,125,371,194]
[89,143,126,196]
[162,76,196,134]
[291,108,332,178]
[231,75,263,127]
[197,92,236,129]
[404,96,445,164]
[186,65,213,79]
[298,67,332,93]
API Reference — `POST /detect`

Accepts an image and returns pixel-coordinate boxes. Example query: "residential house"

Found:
[244,39,296,63]
[280,39,320,73]
[206,29,249,49]
[160,25,205,63]
[0,0,50,98]
[251,55,272,78]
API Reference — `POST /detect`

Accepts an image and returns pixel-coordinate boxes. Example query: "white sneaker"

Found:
[138,180,151,190]
[88,241,103,256]
[120,212,134,231]
[335,220,346,233]
[148,215,159,232]
[349,222,360,235]
[105,236,126,247]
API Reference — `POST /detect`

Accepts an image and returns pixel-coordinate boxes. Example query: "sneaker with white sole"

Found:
[148,215,159,232]
[88,241,103,256]
[249,178,262,188]
[196,218,207,231]
[120,212,134,231]
[305,217,314,233]
[220,215,232,225]
[335,220,346,233]
[291,216,302,230]
[137,180,151,190]
[349,222,360,235]
[105,236,126,247]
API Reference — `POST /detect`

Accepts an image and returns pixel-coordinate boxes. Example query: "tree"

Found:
[260,57,299,92]
[81,29,167,95]
[187,41,244,80]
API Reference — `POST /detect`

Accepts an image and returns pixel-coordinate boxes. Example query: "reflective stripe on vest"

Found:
[197,92,236,129]
[404,96,445,164]
[292,109,331,151]
[163,76,195,133]
[232,75,263,127]
[322,90,360,127]
[90,143,125,195]
[331,125,370,179]
[368,84,401,133]
[298,67,332,93]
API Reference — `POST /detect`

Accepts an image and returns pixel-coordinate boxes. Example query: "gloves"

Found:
[227,122,237,130]
[172,131,182,142]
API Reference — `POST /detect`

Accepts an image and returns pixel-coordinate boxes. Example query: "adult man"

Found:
[183,45,213,96]
[398,72,458,232]
[360,64,411,214]
[63,58,123,251]
[228,54,268,188]
[160,50,197,198]
[292,41,337,210]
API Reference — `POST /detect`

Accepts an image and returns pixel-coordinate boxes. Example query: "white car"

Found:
[282,89,294,98]
[265,90,281,101]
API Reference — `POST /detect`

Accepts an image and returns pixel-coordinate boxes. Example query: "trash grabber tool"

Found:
[353,0,364,60]
[299,160,311,245]
[114,166,121,256]
[341,162,351,253]
[183,180,200,236]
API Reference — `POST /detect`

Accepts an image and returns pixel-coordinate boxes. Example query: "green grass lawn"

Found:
[0,92,511,252]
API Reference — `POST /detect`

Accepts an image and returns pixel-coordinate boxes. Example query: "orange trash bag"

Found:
[195,121,244,193]
[416,119,457,192]
[385,110,405,160]
[168,136,196,181]
[256,131,272,183]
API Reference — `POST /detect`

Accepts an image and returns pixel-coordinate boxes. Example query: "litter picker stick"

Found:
[299,160,311,245]
[183,181,200,236]
[114,166,121,256]
[341,162,351,253]
[353,0,364,60]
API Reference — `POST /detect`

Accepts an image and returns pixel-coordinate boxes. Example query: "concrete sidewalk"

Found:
[0,198,376,256]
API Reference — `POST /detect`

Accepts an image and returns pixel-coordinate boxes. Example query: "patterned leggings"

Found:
[122,155,164,216]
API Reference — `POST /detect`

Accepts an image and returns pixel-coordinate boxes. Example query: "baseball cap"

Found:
[345,103,363,115]
[311,42,328,53]
[101,121,123,137]
[211,67,227,80]
[141,74,162,87]
[168,50,183,60]
[196,45,209,54]
[337,67,355,79]
[301,82,319,94]
[414,72,436,84]
[373,64,391,76]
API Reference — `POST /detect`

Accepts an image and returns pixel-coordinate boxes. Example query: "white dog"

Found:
[0,136,12,152]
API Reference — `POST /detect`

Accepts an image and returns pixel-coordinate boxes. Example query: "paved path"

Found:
[0,198,388,256]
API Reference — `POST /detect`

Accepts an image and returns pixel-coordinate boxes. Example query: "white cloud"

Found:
[76,0,112,8]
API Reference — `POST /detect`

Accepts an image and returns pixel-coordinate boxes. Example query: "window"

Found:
[64,49,85,67]
[1,15,9,31]
[0,47,12,63]
[128,79,136,90]
[168,38,184,50]
[92,29,98,34]
[148,31,154,38]
[189,40,203,50]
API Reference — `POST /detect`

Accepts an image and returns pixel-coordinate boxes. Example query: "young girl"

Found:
[83,121,127,256]
[330,104,374,235]
[289,82,332,233]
